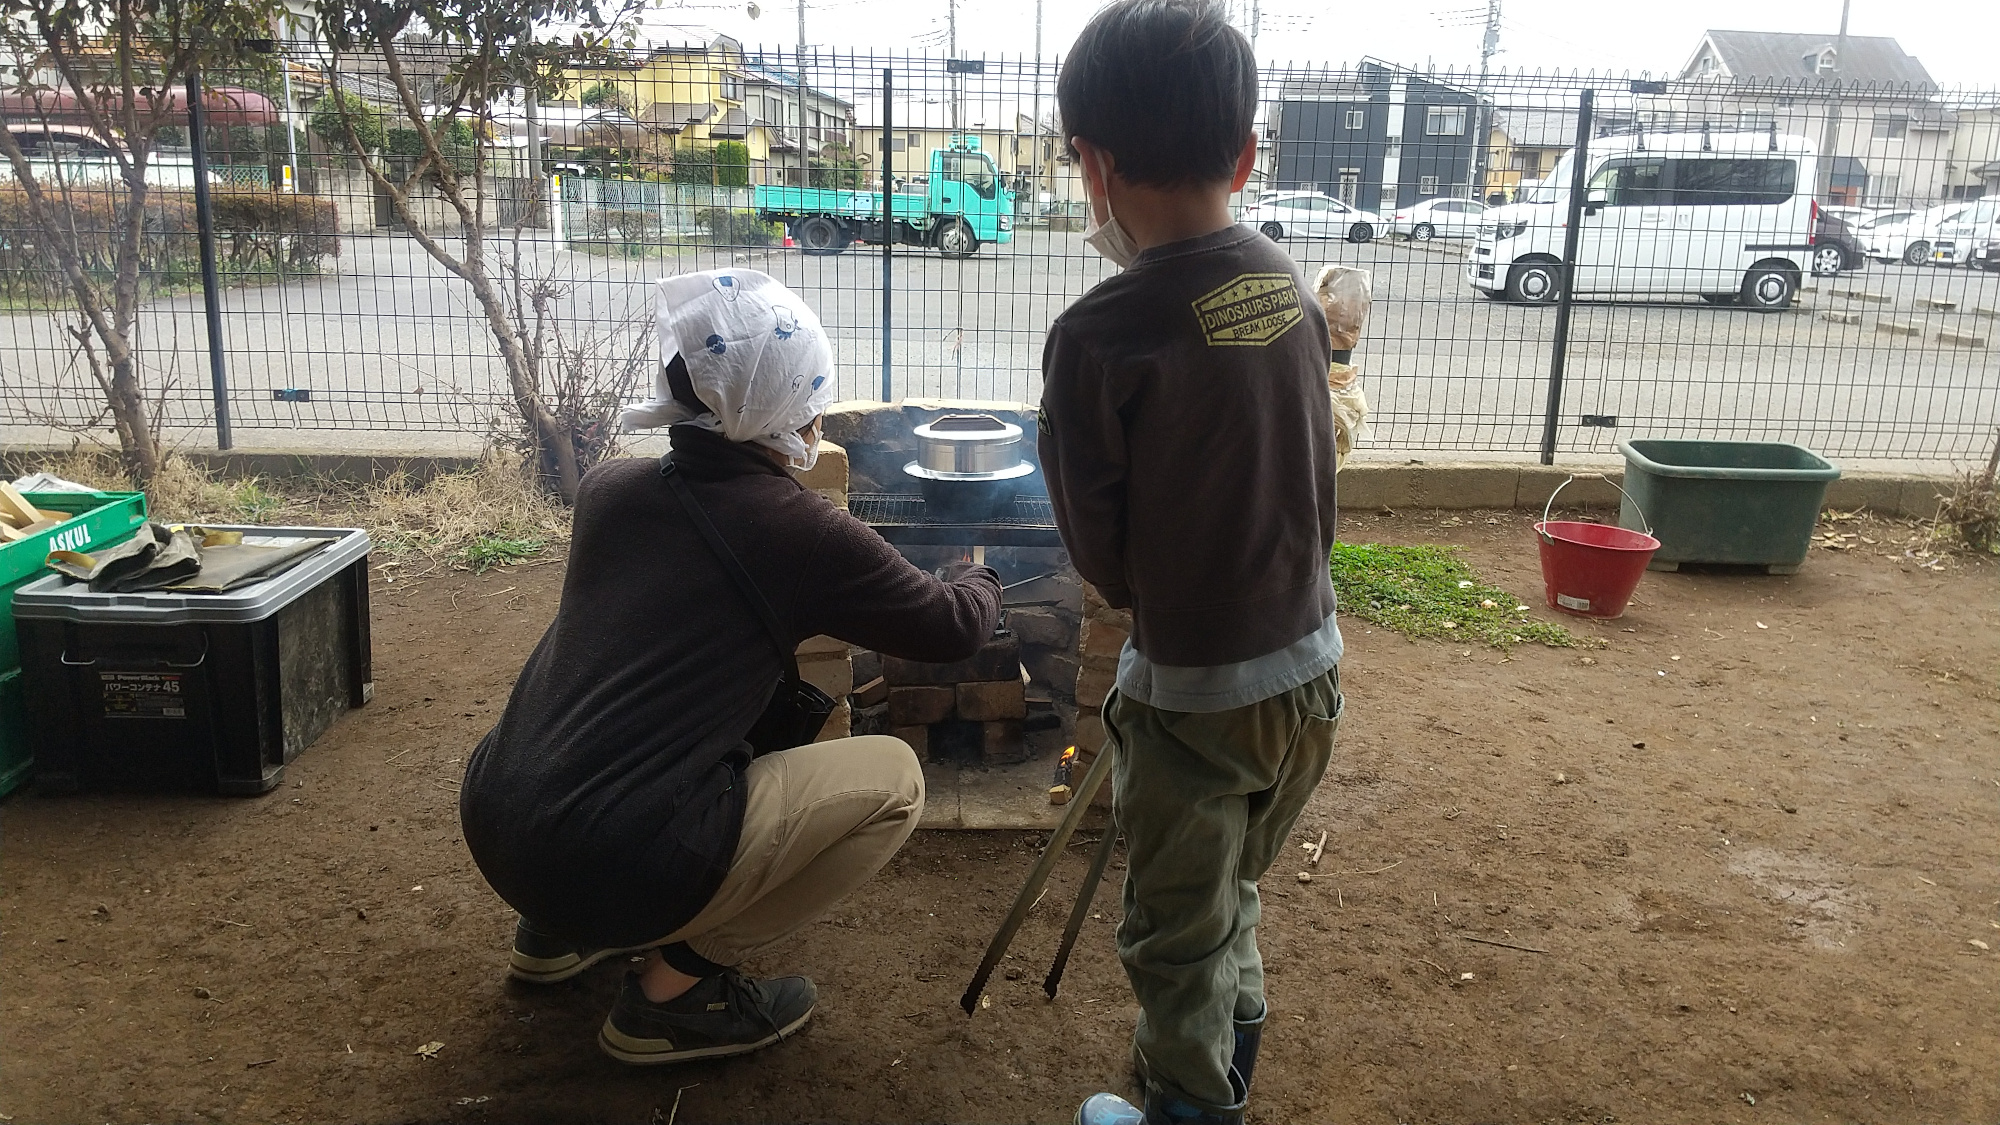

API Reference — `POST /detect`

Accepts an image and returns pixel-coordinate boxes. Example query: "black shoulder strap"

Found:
[660,456,802,682]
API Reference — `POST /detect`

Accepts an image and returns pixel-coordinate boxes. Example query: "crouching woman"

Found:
[460,270,1000,1064]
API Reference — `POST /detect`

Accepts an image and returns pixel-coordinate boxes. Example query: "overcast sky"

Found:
[666,0,1996,87]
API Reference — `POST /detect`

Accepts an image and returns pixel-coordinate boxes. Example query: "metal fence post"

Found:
[880,67,893,402]
[1538,87,1593,465]
[185,68,233,451]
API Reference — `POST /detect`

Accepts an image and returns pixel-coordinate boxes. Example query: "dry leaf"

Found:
[415,1041,445,1058]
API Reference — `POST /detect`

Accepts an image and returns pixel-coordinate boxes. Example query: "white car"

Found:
[1388,197,1488,241]
[1930,199,2000,266]
[1863,202,1977,265]
[1821,205,1878,228]
[1240,192,1381,243]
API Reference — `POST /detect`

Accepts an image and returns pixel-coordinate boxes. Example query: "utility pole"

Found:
[1816,0,1852,201]
[797,0,809,188]
[1250,0,1260,52]
[1030,0,1043,210]
[1469,0,1500,201]
[948,0,959,131]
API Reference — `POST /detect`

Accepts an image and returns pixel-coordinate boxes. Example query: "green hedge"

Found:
[0,186,342,302]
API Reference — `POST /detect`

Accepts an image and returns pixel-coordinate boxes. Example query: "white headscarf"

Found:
[620,269,838,467]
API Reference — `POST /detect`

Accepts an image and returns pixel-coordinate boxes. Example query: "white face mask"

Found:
[788,419,824,472]
[1080,150,1140,269]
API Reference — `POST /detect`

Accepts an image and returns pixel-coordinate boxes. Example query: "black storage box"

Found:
[11,526,373,795]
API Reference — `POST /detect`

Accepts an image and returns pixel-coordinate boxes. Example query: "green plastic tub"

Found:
[1616,440,1840,574]
[1,488,149,797]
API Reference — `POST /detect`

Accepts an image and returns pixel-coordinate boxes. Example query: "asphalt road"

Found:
[3,227,1996,466]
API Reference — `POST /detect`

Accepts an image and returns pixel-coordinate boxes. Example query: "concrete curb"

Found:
[1334,460,1952,519]
[2,445,1955,519]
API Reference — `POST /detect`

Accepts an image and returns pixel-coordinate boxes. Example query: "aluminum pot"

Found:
[912,414,1024,474]
[903,413,1036,521]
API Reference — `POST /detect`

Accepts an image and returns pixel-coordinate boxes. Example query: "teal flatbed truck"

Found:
[753,136,1014,258]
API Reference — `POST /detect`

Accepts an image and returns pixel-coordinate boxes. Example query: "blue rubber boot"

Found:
[1232,1002,1266,1090]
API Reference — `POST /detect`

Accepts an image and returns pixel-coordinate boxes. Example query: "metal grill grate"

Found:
[848,493,1061,547]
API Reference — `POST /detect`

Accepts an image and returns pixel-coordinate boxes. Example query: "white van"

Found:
[1930,198,2000,267]
[1467,132,1819,311]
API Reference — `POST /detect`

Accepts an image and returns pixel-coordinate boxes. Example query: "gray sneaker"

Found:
[508,918,655,984]
[598,969,817,1065]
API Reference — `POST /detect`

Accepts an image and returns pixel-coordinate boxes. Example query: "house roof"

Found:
[1684,30,1934,88]
[707,106,751,139]
[1274,77,1372,102]
[1494,109,1577,148]
[740,57,854,111]
[639,101,716,131]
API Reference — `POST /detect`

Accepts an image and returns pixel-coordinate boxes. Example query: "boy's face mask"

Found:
[1078,147,1139,269]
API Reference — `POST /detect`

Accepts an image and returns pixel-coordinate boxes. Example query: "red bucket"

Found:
[1534,476,1661,619]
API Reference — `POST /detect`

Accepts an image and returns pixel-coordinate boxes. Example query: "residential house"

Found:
[1483,109,1577,202]
[1269,61,1483,212]
[1944,105,2000,200]
[555,23,848,184]
[1647,30,1951,206]
[740,57,856,185]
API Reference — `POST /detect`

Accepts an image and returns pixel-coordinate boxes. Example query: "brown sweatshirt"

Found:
[461,427,1000,947]
[1038,224,1338,667]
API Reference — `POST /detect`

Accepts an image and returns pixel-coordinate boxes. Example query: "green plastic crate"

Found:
[1,490,149,670]
[2,489,148,797]
[1616,440,1840,575]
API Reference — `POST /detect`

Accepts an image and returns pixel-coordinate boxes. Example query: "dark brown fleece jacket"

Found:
[462,426,999,947]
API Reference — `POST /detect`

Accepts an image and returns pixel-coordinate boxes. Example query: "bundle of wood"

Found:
[0,482,68,544]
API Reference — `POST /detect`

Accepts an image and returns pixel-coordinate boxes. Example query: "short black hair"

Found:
[1057,0,1258,188]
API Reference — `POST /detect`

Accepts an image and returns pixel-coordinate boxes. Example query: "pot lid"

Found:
[912,413,1023,442]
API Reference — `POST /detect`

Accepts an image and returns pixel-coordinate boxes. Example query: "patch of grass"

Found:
[352,451,571,563]
[459,534,544,574]
[1331,542,1584,648]
[4,446,573,567]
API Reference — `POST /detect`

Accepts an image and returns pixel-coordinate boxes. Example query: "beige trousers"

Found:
[658,735,924,967]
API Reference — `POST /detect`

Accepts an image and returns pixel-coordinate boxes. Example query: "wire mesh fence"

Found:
[2,41,1997,466]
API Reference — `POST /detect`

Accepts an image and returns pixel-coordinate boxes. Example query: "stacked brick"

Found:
[1071,584,1132,807]
[856,633,1033,766]
[797,634,855,741]
[791,442,856,744]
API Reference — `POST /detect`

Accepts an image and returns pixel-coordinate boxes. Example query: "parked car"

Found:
[1388,197,1488,241]
[1929,199,2000,267]
[1811,210,1865,276]
[1820,204,1878,228]
[1468,130,1818,311]
[1971,238,2000,272]
[1240,191,1381,243]
[1862,202,1975,265]
[1854,208,1917,233]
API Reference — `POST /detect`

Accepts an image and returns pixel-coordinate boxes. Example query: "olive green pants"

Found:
[1106,666,1342,1116]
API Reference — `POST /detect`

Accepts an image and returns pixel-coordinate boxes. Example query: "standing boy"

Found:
[1038,3,1344,1123]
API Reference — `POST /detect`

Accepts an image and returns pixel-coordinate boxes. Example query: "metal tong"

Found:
[961,742,1120,1013]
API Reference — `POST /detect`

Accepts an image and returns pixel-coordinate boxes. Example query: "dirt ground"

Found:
[5,508,1996,1125]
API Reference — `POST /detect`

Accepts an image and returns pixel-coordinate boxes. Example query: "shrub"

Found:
[693,206,776,247]
[308,89,385,152]
[580,82,631,111]
[714,141,750,187]
[0,185,341,301]
[581,207,661,241]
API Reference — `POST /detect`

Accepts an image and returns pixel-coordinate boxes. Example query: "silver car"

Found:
[1388,197,1489,241]
[1240,191,1381,243]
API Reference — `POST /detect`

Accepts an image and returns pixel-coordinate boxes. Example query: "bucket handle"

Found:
[1539,473,1652,544]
